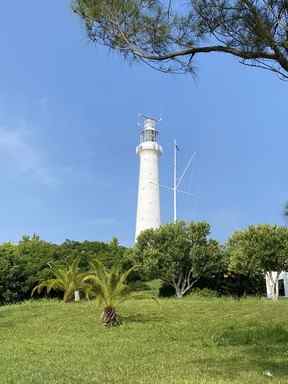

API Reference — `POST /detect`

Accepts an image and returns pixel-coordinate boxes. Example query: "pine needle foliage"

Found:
[73,0,288,79]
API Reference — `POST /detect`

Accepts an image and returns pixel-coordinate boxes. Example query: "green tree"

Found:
[72,0,288,79]
[32,258,92,303]
[55,238,126,270]
[133,221,223,298]
[17,234,58,289]
[0,236,58,304]
[0,242,25,304]
[228,224,288,301]
[0,235,129,306]
[84,260,150,326]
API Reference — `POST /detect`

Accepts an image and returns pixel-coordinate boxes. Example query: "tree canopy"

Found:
[73,0,288,79]
[227,224,288,300]
[0,235,126,304]
[32,257,93,303]
[133,221,223,298]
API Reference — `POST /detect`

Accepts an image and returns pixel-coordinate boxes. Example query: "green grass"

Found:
[1,297,288,383]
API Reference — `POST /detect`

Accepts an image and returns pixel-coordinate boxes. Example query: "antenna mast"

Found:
[173,140,177,223]
[172,140,196,223]
[149,139,196,223]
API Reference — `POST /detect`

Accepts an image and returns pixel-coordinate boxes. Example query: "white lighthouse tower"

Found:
[135,117,163,240]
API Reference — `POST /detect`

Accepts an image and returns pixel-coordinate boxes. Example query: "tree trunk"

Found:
[173,272,198,299]
[102,306,120,327]
[175,287,183,299]
[267,272,280,301]
[63,291,70,303]
[271,279,279,301]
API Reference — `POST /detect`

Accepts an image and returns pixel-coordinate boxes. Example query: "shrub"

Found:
[0,236,129,305]
[190,288,219,298]
[193,273,266,298]
[128,280,152,292]
[159,282,176,298]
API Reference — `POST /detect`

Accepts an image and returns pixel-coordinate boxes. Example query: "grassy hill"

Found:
[0,297,288,383]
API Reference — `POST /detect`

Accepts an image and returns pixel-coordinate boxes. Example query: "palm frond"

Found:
[31,257,94,302]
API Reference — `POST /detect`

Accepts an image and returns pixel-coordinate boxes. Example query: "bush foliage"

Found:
[0,221,286,305]
[0,235,127,305]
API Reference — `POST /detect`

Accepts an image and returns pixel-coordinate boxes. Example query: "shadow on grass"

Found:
[121,312,164,324]
[191,355,288,381]
[0,320,14,328]
[209,324,288,379]
[212,324,288,346]
[0,308,14,328]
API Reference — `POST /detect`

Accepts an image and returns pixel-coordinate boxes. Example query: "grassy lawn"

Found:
[1,297,288,384]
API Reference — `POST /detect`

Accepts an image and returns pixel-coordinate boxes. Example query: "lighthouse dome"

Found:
[141,118,159,143]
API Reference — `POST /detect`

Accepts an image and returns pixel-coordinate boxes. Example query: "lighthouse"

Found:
[135,117,163,240]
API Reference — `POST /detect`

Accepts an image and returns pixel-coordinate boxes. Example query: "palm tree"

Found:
[84,260,151,327]
[32,257,92,303]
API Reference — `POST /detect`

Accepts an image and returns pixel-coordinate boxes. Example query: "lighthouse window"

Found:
[142,129,158,142]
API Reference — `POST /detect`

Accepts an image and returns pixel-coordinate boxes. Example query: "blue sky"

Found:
[0,1,287,246]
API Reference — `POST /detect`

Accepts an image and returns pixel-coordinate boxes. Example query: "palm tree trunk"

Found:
[63,291,70,303]
[102,306,120,327]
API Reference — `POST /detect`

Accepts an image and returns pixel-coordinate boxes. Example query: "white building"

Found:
[266,271,288,298]
[135,118,163,241]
